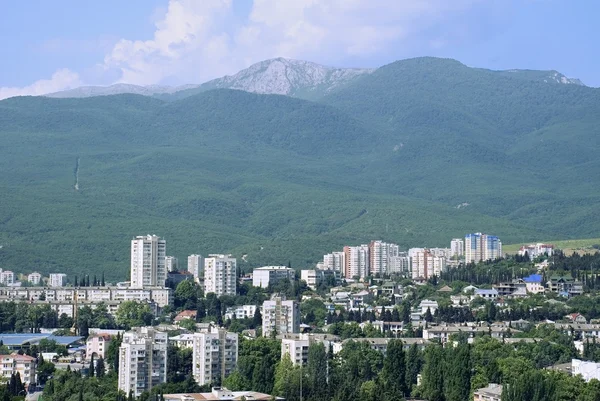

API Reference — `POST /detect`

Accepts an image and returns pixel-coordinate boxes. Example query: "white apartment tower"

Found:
[204,254,237,296]
[369,241,400,275]
[409,248,447,280]
[117,327,168,397]
[192,327,239,385]
[388,253,410,276]
[27,272,42,286]
[465,233,502,264]
[188,254,204,284]
[0,270,15,286]
[323,252,346,273]
[130,235,167,289]
[343,245,370,279]
[49,273,67,287]
[262,295,300,337]
[450,238,465,259]
[165,256,179,272]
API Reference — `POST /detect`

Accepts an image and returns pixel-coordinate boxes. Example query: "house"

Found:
[450,295,469,307]
[475,289,498,300]
[437,285,453,293]
[572,359,600,382]
[168,333,195,349]
[555,323,600,339]
[473,383,502,401]
[567,313,588,324]
[463,285,479,294]
[523,274,545,294]
[351,291,373,308]
[174,310,197,323]
[547,276,583,297]
[493,280,526,297]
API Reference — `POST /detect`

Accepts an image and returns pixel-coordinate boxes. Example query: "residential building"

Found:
[572,359,600,382]
[49,273,67,287]
[164,388,282,401]
[409,249,446,279]
[465,233,502,264]
[252,266,294,289]
[192,327,238,385]
[547,275,583,297]
[523,274,545,294]
[388,253,410,276]
[0,353,36,384]
[450,238,464,259]
[262,295,300,337]
[130,235,167,289]
[301,270,320,290]
[86,334,112,360]
[165,256,179,272]
[27,272,42,286]
[168,334,195,350]
[423,325,519,343]
[204,255,236,296]
[323,251,345,273]
[418,299,439,315]
[474,383,503,401]
[475,289,498,300]
[369,241,399,275]
[280,333,339,365]
[343,245,370,279]
[118,327,168,397]
[174,310,197,324]
[0,271,15,286]
[188,255,204,284]
[224,305,257,320]
[518,243,554,260]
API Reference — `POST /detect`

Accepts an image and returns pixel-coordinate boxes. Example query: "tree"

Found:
[252,307,262,329]
[380,339,407,398]
[89,354,95,377]
[96,357,105,377]
[405,343,423,393]
[116,301,154,329]
[196,299,206,322]
[106,332,123,372]
[424,307,433,323]
[273,354,300,401]
[174,281,198,310]
[306,343,328,401]
[444,344,471,401]
[421,345,445,401]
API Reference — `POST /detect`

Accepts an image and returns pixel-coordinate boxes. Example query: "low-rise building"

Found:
[168,334,195,349]
[252,266,294,289]
[423,324,519,343]
[301,270,320,290]
[518,243,554,260]
[572,359,600,382]
[0,271,15,286]
[523,274,545,294]
[473,383,502,401]
[224,305,257,320]
[547,275,583,297]
[164,388,282,401]
[86,334,112,360]
[418,299,439,315]
[475,289,498,300]
[0,353,37,384]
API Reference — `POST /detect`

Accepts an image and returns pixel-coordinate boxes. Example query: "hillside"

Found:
[1,57,599,280]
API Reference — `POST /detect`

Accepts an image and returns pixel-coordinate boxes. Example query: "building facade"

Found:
[262,295,300,337]
[204,255,236,296]
[409,249,447,279]
[86,334,112,360]
[27,273,42,286]
[465,233,502,264]
[343,245,370,279]
[450,238,464,259]
[0,270,15,286]
[0,353,36,384]
[323,252,345,273]
[187,254,204,284]
[165,256,179,272]
[192,327,238,385]
[118,327,168,397]
[49,273,67,287]
[369,241,399,276]
[130,235,167,289]
[252,266,294,289]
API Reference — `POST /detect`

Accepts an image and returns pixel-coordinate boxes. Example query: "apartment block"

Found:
[118,327,168,397]
[204,255,236,296]
[409,248,447,279]
[518,243,554,260]
[224,305,257,320]
[130,235,167,289]
[280,333,339,366]
[0,270,15,286]
[188,254,204,284]
[165,256,179,272]
[262,295,300,337]
[369,241,399,276]
[49,273,67,287]
[252,266,294,289]
[0,353,36,384]
[27,272,42,286]
[192,327,238,385]
[86,334,112,360]
[450,238,464,259]
[343,245,370,279]
[465,233,502,264]
[322,251,345,273]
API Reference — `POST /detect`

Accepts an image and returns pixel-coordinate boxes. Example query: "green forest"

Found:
[1,57,600,280]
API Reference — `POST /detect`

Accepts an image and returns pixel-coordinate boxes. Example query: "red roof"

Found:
[174,310,197,322]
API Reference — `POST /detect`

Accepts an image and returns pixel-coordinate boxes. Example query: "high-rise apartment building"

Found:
[165,256,179,272]
[450,238,465,259]
[388,253,410,276]
[465,233,502,264]
[262,295,300,337]
[343,245,370,279]
[27,272,42,286]
[323,252,346,273]
[0,270,15,286]
[130,235,167,289]
[192,327,238,385]
[409,248,447,279]
[118,327,168,397]
[49,273,67,287]
[369,241,400,275]
[188,254,204,284]
[204,254,236,296]
[252,266,294,288]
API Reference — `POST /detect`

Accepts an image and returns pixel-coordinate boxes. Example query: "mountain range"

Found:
[2,56,599,280]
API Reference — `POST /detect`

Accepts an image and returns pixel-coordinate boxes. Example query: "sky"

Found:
[0,0,598,99]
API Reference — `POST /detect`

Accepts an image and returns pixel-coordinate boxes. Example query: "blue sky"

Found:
[0,0,598,98]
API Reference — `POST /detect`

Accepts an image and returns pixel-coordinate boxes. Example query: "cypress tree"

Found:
[381,339,407,398]
[89,354,95,377]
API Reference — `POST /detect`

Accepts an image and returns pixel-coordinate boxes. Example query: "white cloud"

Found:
[0,69,81,100]
[2,0,483,97]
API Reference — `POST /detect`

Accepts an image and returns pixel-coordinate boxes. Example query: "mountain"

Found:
[494,69,585,86]
[1,57,599,280]
[45,83,198,98]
